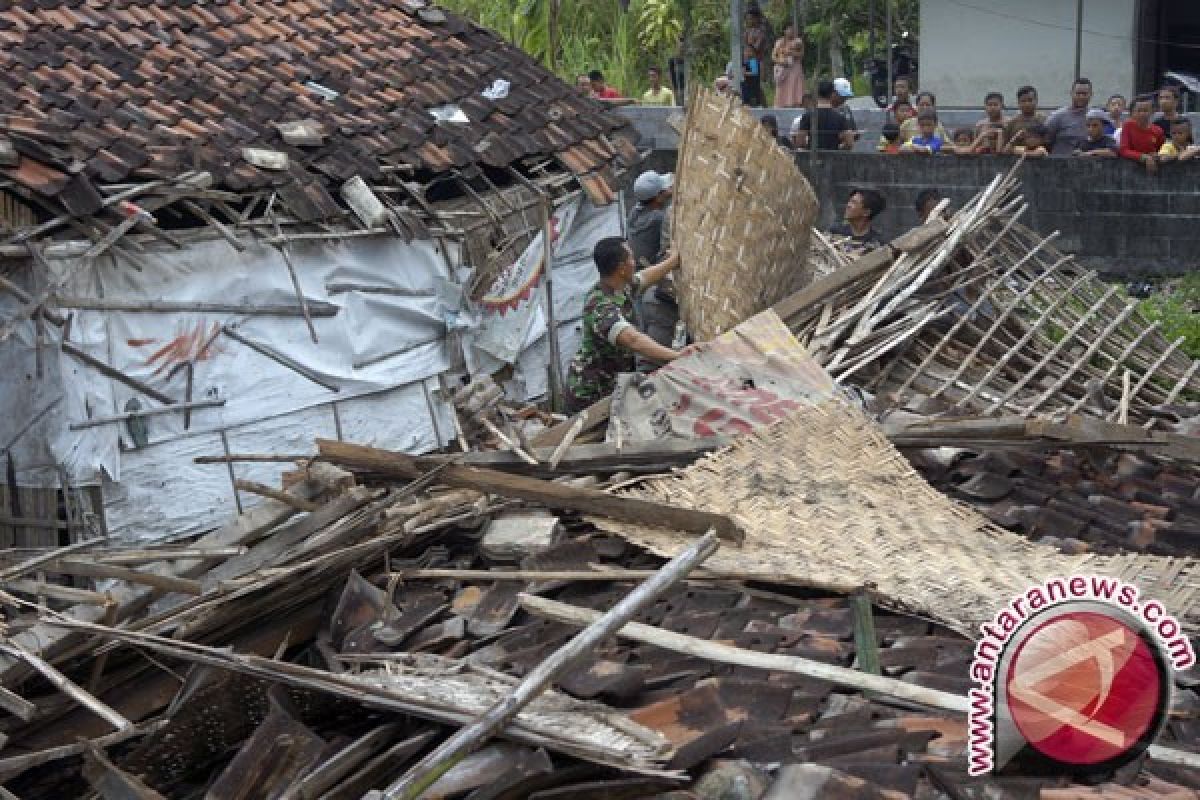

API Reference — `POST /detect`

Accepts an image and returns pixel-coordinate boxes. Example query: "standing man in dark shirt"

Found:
[564,238,693,412]
[1153,86,1183,140]
[829,189,886,257]
[627,170,673,268]
[792,80,855,151]
[1045,77,1095,156]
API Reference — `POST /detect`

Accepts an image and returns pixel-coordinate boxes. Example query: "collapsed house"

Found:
[0,0,639,547]
[1,59,1199,800]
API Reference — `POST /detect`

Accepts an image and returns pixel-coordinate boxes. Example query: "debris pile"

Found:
[3,432,1198,798]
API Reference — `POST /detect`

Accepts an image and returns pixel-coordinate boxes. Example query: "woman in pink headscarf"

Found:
[773,23,805,108]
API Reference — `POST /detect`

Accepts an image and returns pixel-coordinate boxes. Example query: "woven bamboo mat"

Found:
[673,87,818,342]
[597,401,1200,638]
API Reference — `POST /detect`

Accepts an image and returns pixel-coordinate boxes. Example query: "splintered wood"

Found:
[780,163,1200,428]
[672,87,818,341]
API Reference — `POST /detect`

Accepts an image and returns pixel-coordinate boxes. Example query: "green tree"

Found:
[439,0,919,101]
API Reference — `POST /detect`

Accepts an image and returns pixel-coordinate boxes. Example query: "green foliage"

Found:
[1135,274,1200,359]
[439,0,920,100]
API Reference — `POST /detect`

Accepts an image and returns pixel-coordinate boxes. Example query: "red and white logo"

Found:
[1004,610,1164,768]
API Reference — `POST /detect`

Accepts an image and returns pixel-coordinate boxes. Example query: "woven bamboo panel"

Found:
[597,402,1200,638]
[673,87,818,342]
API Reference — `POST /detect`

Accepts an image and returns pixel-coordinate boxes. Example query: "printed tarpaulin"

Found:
[472,197,579,365]
[610,310,837,442]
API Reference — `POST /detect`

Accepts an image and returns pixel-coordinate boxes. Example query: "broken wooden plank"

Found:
[371,530,719,800]
[68,398,225,430]
[316,439,744,543]
[0,720,169,778]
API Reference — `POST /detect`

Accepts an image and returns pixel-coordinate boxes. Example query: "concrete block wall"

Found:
[622,108,1200,277]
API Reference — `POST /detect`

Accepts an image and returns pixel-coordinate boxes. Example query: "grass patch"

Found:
[1134,273,1200,359]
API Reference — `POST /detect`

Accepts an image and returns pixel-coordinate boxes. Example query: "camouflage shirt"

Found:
[565,280,639,412]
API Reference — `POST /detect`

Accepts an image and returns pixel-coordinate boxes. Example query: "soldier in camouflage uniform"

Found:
[565,236,694,413]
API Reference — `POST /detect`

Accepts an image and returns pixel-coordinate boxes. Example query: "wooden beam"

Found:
[61,342,175,406]
[316,439,744,543]
[53,298,339,317]
[372,531,719,800]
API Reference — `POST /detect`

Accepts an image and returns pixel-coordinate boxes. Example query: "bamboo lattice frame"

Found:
[782,164,1200,429]
[673,87,818,342]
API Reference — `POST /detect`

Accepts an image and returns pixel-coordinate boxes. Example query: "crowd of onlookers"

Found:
[774,77,1198,171]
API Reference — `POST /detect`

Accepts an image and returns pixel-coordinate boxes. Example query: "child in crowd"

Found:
[902,110,944,154]
[893,100,915,128]
[1120,95,1166,172]
[877,122,902,153]
[1159,118,1199,161]
[975,92,1007,134]
[900,92,949,143]
[1106,94,1126,137]
[1003,85,1045,147]
[1007,124,1049,157]
[1076,109,1117,157]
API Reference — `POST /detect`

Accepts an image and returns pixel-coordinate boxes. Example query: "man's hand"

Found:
[678,342,707,358]
[640,248,682,290]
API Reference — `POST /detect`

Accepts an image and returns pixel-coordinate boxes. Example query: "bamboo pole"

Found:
[68,398,225,431]
[521,594,968,713]
[0,642,132,732]
[371,531,719,800]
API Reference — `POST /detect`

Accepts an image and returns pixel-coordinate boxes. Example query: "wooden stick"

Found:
[317,439,744,543]
[0,535,105,582]
[0,719,167,778]
[180,199,246,252]
[233,479,319,512]
[194,454,312,464]
[0,273,66,325]
[0,685,37,721]
[548,414,586,470]
[221,325,339,392]
[371,530,719,800]
[61,342,175,406]
[478,417,538,465]
[324,283,437,297]
[385,567,862,593]
[5,579,112,606]
[68,398,225,430]
[53,298,339,317]
[521,594,968,713]
[271,214,319,344]
[0,642,131,732]
[41,560,203,596]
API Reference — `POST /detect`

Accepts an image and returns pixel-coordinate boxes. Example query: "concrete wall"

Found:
[920,0,1137,108]
[622,106,1200,276]
[630,150,1200,278]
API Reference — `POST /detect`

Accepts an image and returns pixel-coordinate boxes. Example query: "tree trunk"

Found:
[828,10,844,79]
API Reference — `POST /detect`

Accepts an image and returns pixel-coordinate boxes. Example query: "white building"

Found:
[919,1,1200,108]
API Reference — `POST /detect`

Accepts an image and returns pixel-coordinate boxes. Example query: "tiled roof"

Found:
[0,0,635,210]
